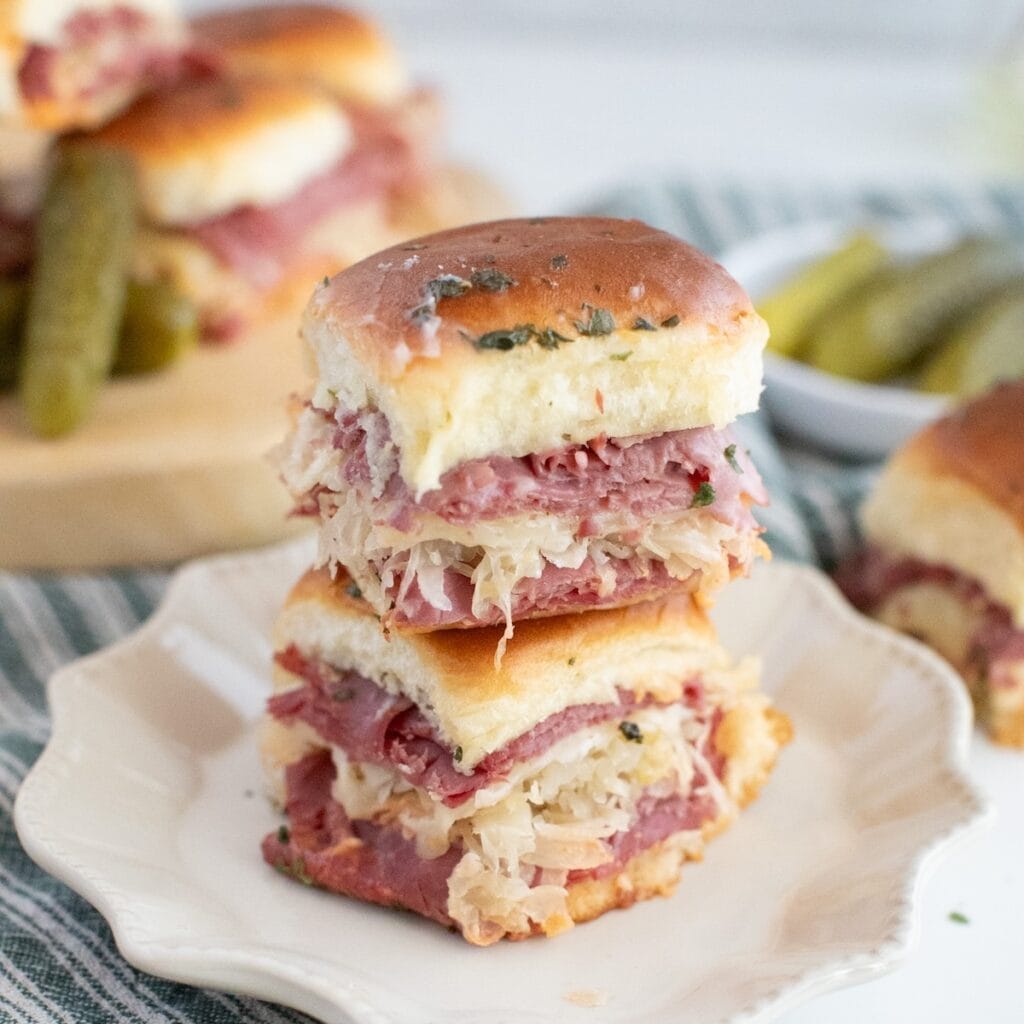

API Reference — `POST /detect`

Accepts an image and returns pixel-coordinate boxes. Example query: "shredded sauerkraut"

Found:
[324,705,732,944]
[317,484,757,631]
[277,404,759,641]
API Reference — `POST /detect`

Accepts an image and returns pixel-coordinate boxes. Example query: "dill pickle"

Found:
[114,280,199,375]
[920,285,1024,396]
[804,238,1024,383]
[0,278,27,390]
[760,232,889,358]
[19,145,135,437]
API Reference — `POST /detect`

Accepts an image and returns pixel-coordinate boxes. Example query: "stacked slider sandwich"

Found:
[837,380,1024,748]
[262,216,791,943]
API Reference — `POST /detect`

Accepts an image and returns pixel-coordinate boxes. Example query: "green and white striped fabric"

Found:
[2,182,1021,1023]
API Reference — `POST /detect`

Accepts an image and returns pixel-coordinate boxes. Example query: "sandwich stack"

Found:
[837,379,1024,748]
[261,216,791,943]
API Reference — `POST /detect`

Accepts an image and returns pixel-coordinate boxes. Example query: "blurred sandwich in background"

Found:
[0,3,509,569]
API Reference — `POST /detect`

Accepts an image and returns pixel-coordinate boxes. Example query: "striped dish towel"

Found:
[2,182,1021,1023]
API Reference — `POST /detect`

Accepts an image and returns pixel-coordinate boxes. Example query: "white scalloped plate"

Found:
[14,539,989,1024]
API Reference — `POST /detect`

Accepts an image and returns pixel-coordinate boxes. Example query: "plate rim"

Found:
[14,538,992,1024]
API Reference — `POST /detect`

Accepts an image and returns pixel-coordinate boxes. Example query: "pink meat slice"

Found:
[262,749,725,927]
[318,416,766,629]
[336,412,765,532]
[271,645,710,807]
[835,547,1024,686]
[262,749,461,928]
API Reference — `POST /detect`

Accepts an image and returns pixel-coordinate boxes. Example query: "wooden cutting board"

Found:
[0,166,511,569]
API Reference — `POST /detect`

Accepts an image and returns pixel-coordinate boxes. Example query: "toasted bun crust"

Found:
[863,381,1024,625]
[305,216,767,494]
[91,76,350,226]
[273,565,745,769]
[193,4,408,107]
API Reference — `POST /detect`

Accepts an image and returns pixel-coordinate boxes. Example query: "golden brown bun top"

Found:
[278,564,735,765]
[314,216,757,376]
[90,75,331,160]
[287,564,714,702]
[903,380,1024,530]
[191,4,407,105]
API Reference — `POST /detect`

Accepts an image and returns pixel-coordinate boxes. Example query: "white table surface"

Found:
[185,10,1024,1020]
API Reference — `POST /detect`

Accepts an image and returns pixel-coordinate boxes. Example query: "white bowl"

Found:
[721,219,958,459]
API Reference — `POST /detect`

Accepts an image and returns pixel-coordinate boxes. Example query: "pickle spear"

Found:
[920,286,1024,396]
[760,232,889,358]
[19,145,135,437]
[114,280,199,374]
[0,278,27,390]
[804,238,1024,383]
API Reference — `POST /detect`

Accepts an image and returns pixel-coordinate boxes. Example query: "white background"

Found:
[182,3,1023,1021]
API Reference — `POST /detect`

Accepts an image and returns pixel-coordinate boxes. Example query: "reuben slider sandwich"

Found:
[91,74,386,341]
[261,568,790,945]
[279,217,769,636]
[1,0,188,131]
[838,380,1024,747]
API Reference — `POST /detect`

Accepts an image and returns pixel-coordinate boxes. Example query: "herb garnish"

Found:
[474,325,535,351]
[467,324,573,351]
[661,314,680,328]
[949,911,970,925]
[575,305,616,336]
[453,745,464,763]
[610,351,632,361]
[407,303,436,325]
[320,276,330,288]
[632,316,656,331]
[724,444,743,473]
[535,327,573,350]
[346,582,363,599]
[426,274,471,301]
[619,721,643,743]
[690,482,716,508]
[277,825,290,844]
[567,656,577,666]
[471,268,516,292]
[550,254,569,270]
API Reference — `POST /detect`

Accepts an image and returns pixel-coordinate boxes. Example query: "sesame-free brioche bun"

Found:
[862,380,1024,626]
[272,565,752,771]
[192,4,408,107]
[91,76,351,226]
[304,216,768,494]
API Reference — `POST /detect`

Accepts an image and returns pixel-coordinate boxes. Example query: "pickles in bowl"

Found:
[720,218,1023,458]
